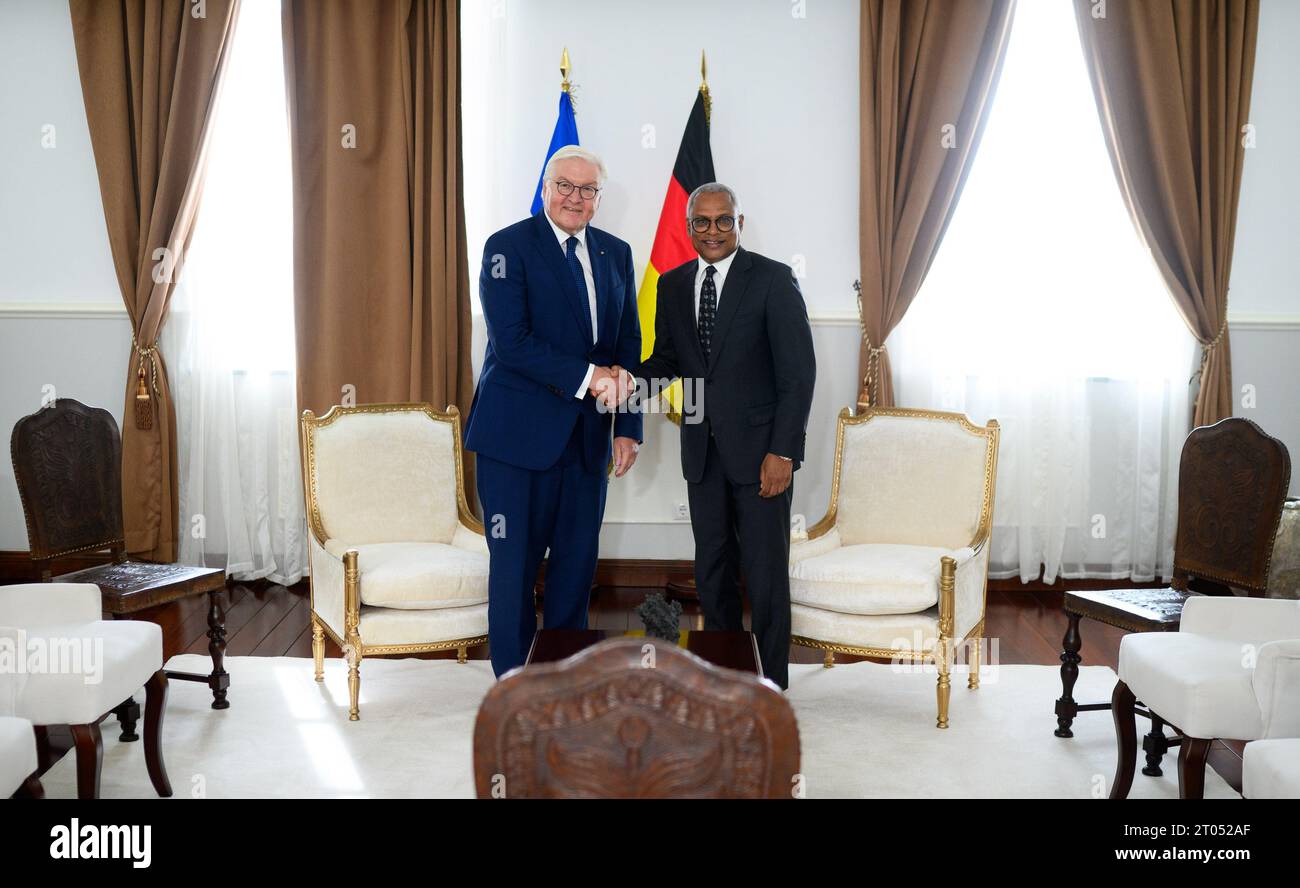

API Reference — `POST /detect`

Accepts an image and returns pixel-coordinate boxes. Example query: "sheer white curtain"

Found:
[163,0,306,585]
[889,0,1196,584]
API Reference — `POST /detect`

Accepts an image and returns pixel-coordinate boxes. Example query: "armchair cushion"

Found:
[0,716,37,797]
[1242,739,1300,799]
[790,543,953,615]
[323,540,488,610]
[1118,632,1264,740]
[791,603,940,653]
[13,619,162,726]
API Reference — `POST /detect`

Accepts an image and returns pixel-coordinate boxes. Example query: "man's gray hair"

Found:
[687,182,742,218]
[544,145,608,187]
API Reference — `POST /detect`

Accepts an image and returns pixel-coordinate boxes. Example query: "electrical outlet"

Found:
[674,503,690,521]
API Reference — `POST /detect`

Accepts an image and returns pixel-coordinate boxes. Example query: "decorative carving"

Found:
[475,638,799,799]
[11,399,123,560]
[1174,417,1291,592]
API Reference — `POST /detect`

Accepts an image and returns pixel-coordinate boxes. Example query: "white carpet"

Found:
[39,653,1238,798]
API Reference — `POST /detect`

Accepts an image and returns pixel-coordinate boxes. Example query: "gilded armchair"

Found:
[789,407,1000,728]
[300,403,489,720]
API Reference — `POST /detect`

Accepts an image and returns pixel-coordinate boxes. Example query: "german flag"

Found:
[636,86,715,420]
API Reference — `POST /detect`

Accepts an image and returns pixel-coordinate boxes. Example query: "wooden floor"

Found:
[55,578,1245,793]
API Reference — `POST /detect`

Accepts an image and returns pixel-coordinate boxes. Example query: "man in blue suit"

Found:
[465,145,642,677]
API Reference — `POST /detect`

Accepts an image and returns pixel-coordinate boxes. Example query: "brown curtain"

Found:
[1073,0,1259,427]
[70,0,241,561]
[282,0,474,452]
[856,0,1016,408]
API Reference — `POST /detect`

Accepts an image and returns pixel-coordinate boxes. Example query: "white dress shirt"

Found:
[693,248,738,322]
[544,212,599,398]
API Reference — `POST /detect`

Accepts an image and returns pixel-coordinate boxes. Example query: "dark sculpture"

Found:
[635,592,683,643]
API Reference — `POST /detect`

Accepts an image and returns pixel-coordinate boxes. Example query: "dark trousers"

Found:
[477,423,607,677]
[687,436,792,689]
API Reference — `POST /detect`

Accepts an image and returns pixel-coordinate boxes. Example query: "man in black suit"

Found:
[628,183,816,689]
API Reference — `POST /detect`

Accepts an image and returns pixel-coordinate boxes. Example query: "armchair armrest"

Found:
[1181,597,1300,644]
[1254,638,1300,739]
[948,531,991,641]
[308,535,348,642]
[451,522,489,555]
[789,527,841,565]
[0,583,101,627]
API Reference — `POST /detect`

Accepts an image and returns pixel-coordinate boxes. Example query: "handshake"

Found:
[587,365,636,410]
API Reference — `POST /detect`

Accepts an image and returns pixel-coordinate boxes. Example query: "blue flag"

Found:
[530,91,579,215]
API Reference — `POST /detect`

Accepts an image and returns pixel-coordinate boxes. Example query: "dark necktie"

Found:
[698,264,717,358]
[565,236,594,342]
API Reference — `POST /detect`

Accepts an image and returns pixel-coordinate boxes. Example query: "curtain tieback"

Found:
[132,333,161,431]
[855,279,888,407]
[1193,314,1229,380]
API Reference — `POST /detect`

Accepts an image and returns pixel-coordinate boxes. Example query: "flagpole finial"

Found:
[561,47,572,93]
[699,50,712,126]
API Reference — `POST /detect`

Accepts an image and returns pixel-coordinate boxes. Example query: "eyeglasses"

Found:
[553,179,600,201]
[690,215,736,233]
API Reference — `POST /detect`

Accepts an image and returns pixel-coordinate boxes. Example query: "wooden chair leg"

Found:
[312,618,325,682]
[112,696,140,742]
[1055,611,1083,738]
[144,669,173,798]
[1109,680,1137,799]
[967,636,981,689]
[935,640,952,729]
[12,774,44,799]
[457,644,468,664]
[823,650,834,669]
[1178,737,1211,800]
[69,722,103,800]
[347,647,363,721]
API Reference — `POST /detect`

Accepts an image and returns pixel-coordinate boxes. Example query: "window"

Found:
[890,0,1196,583]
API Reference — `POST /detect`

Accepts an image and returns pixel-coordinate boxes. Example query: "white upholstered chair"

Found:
[1111,597,1300,799]
[1,626,41,799]
[789,407,1000,728]
[300,403,489,721]
[1243,637,1300,799]
[0,584,171,799]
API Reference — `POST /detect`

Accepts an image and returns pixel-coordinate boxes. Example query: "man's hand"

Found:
[759,453,793,497]
[589,365,634,409]
[613,436,639,476]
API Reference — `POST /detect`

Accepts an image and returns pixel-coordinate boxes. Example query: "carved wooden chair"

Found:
[10,399,230,729]
[1055,417,1291,775]
[473,637,800,798]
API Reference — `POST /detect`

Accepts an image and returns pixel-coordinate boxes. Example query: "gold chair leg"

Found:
[346,646,362,722]
[312,619,325,682]
[457,644,467,664]
[823,649,834,669]
[936,640,952,729]
[967,636,981,690]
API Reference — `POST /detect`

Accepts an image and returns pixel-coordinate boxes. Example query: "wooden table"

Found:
[1055,587,1192,776]
[527,628,762,676]
[55,561,231,720]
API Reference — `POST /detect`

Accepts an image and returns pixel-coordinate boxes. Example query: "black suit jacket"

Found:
[635,247,816,485]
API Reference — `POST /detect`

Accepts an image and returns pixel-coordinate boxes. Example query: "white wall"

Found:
[1228,0,1300,493]
[0,0,129,549]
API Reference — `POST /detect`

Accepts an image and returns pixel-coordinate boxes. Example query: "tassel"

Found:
[134,362,153,430]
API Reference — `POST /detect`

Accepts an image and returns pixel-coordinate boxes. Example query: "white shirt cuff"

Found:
[575,363,595,399]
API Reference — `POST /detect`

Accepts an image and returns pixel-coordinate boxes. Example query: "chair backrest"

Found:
[1174,417,1291,594]
[830,407,999,549]
[10,399,124,561]
[473,637,800,799]
[300,403,474,547]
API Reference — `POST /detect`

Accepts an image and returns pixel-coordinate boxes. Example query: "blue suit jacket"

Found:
[465,212,643,472]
